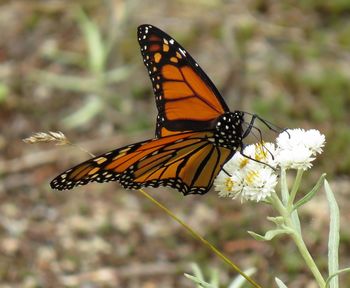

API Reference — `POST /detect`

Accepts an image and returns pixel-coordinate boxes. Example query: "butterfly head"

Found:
[213,111,244,150]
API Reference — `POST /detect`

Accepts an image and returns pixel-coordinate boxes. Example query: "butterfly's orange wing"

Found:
[138,25,230,137]
[50,132,233,195]
[51,25,244,195]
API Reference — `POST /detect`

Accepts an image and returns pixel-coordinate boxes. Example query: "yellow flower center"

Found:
[239,158,249,168]
[246,170,259,185]
[255,142,268,161]
[225,178,234,191]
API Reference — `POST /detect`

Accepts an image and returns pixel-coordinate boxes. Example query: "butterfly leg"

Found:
[246,125,276,160]
[242,113,287,137]
[239,150,276,171]
[255,115,290,138]
[248,113,292,141]
[242,114,258,138]
[222,167,232,177]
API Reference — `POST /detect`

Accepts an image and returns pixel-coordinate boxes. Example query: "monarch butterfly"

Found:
[51,24,264,195]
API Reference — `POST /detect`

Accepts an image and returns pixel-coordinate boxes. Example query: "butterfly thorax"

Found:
[212,111,244,149]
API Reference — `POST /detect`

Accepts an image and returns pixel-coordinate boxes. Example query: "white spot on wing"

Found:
[179,48,186,56]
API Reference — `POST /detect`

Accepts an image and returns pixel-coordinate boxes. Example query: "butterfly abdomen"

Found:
[212,111,244,150]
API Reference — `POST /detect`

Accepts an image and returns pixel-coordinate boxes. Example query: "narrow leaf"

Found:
[267,216,285,226]
[248,229,288,241]
[325,268,350,288]
[291,207,302,235]
[289,169,303,234]
[324,179,340,288]
[62,96,104,128]
[105,66,133,84]
[293,173,326,211]
[280,168,289,205]
[190,263,205,282]
[228,268,256,288]
[209,269,219,287]
[77,9,107,74]
[184,273,214,288]
[275,277,289,288]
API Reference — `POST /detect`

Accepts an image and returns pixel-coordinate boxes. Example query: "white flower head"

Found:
[242,168,278,202]
[303,129,326,155]
[215,143,278,202]
[215,173,237,198]
[275,129,325,170]
[215,128,325,202]
[277,146,314,170]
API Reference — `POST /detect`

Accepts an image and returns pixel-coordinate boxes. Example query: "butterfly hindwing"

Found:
[51,132,234,195]
[138,25,230,137]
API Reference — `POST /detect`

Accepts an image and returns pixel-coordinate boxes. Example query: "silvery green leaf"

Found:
[190,263,205,282]
[185,264,220,288]
[62,96,104,128]
[209,269,219,287]
[293,174,326,211]
[275,277,288,288]
[326,268,350,288]
[77,9,107,74]
[291,210,301,235]
[280,168,289,205]
[184,273,214,288]
[228,268,256,288]
[267,216,285,226]
[105,66,133,84]
[248,229,288,241]
[324,179,340,288]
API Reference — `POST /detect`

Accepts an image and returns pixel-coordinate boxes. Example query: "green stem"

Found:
[271,193,325,287]
[291,230,326,287]
[288,169,304,210]
[270,193,288,218]
[138,188,263,288]
[287,169,303,234]
[280,168,289,205]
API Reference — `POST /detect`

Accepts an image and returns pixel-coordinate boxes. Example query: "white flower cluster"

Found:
[214,129,325,202]
[215,142,277,202]
[275,129,325,170]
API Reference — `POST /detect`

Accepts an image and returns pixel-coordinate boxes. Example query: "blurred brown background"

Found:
[1,0,350,287]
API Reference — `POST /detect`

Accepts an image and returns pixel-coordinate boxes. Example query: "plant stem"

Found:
[288,169,304,210]
[290,229,326,287]
[271,193,325,287]
[286,169,302,234]
[280,168,289,205]
[137,188,263,288]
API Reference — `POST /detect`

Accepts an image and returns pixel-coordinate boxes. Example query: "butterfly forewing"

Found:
[138,25,229,137]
